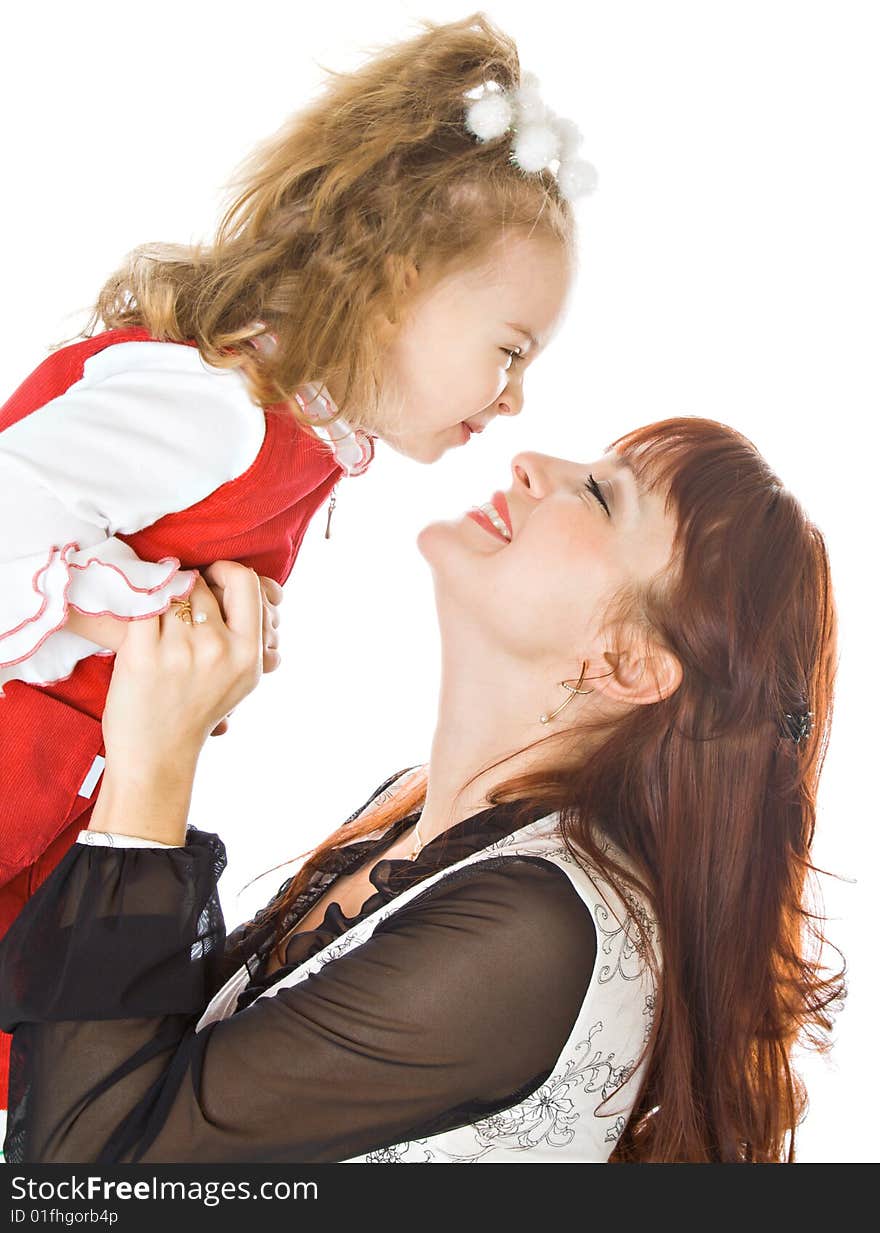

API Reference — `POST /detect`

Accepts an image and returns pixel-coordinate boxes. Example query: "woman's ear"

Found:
[596,642,682,707]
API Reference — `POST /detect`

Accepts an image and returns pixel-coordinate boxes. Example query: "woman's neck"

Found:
[416,625,572,847]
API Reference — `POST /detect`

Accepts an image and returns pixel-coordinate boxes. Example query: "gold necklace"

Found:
[408,818,424,861]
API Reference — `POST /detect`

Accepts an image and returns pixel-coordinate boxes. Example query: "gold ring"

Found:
[170,599,195,625]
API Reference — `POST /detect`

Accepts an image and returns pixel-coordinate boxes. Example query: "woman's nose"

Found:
[510,452,553,499]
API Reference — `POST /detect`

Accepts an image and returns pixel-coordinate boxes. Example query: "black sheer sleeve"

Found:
[0,830,597,1164]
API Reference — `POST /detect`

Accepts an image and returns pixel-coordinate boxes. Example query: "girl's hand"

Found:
[208,573,283,736]
[101,562,265,780]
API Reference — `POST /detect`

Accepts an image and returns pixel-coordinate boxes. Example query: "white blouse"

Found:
[0,340,364,694]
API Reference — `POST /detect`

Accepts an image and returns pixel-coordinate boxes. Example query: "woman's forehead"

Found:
[600,446,659,492]
[590,448,638,479]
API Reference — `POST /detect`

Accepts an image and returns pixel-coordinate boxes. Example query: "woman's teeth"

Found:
[478,502,512,542]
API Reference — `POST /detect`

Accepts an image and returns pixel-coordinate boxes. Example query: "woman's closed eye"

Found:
[583,473,611,517]
[500,347,524,368]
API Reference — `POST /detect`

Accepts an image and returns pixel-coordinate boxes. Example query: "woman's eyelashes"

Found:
[583,473,611,517]
[500,346,524,368]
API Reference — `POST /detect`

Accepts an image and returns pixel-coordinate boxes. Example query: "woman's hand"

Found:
[101,562,265,779]
[64,576,283,721]
[87,563,265,845]
[208,573,283,736]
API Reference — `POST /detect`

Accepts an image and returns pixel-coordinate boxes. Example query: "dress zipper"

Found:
[324,484,338,539]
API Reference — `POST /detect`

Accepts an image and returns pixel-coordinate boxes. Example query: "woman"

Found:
[0,417,844,1163]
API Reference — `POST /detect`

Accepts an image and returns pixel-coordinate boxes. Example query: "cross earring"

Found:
[539,661,614,724]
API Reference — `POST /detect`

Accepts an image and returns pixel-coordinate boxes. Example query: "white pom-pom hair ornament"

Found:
[512,72,547,125]
[462,76,597,202]
[511,122,561,173]
[557,158,599,200]
[463,91,514,142]
[554,116,583,161]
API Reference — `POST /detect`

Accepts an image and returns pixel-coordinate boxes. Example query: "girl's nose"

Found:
[496,380,524,418]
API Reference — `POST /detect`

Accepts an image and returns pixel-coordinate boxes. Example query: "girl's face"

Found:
[418,448,678,664]
[375,231,573,463]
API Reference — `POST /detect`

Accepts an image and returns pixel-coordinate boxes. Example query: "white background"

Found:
[1,1,876,1162]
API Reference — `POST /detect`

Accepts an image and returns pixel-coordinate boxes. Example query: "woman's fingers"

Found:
[260,576,284,608]
[201,562,263,670]
[258,574,283,672]
[103,565,266,775]
[204,572,279,632]
[203,573,226,617]
[171,567,281,687]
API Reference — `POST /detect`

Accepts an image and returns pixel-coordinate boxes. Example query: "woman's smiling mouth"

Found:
[466,491,512,543]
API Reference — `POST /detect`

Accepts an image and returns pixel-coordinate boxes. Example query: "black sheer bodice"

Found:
[0,771,598,1163]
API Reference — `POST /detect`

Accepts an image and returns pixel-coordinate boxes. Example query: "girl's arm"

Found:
[63,609,129,652]
[0,339,265,692]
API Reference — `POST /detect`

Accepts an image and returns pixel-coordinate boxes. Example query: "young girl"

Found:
[0,12,591,1103]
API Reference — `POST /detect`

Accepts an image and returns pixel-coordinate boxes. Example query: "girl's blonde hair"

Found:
[78,12,577,431]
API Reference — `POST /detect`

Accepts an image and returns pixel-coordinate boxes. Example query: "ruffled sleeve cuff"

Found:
[0,826,227,1030]
[76,829,188,849]
[0,538,198,694]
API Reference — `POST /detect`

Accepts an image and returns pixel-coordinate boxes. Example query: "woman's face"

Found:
[373,231,573,463]
[418,448,679,663]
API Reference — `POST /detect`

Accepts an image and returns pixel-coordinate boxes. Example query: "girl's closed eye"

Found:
[500,347,524,368]
[583,473,611,517]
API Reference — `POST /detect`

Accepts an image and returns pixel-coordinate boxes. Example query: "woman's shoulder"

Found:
[492,815,656,910]
[394,819,660,980]
[393,851,598,949]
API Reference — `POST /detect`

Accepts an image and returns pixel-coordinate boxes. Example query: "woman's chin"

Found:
[416,515,499,568]
[415,520,447,562]
[415,518,471,569]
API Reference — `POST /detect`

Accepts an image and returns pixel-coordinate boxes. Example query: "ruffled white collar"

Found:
[252,330,375,477]
[292,382,374,478]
